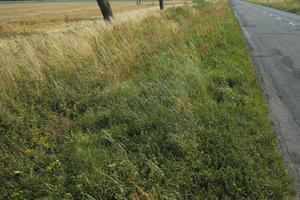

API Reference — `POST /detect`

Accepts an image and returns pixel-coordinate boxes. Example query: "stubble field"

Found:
[0,0,188,36]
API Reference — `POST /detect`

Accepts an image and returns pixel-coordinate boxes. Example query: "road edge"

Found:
[229,0,300,199]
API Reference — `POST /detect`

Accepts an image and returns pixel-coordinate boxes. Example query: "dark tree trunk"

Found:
[96,0,113,21]
[159,0,164,10]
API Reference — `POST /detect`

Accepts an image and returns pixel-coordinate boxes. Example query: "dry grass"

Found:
[0,0,190,36]
[0,1,189,97]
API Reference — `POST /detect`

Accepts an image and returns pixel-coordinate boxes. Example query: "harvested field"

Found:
[0,0,189,36]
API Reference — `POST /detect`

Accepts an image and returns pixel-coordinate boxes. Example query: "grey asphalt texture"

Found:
[230,0,300,198]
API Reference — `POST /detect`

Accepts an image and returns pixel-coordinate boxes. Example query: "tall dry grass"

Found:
[0,1,191,97]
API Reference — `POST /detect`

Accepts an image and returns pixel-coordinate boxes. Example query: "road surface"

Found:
[230,0,300,198]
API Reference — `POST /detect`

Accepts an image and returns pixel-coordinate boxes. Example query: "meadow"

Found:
[0,0,295,199]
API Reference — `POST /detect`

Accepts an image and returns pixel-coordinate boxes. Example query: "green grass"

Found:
[249,0,300,14]
[0,0,295,199]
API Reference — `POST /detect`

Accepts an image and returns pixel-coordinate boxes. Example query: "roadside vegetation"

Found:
[249,0,300,14]
[0,0,295,199]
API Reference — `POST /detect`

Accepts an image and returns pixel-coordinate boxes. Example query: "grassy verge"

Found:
[0,0,295,199]
[248,0,300,14]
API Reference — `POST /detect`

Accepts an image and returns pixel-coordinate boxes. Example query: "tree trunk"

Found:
[96,0,113,21]
[159,0,164,10]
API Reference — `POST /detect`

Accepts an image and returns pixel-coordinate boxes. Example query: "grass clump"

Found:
[0,1,295,199]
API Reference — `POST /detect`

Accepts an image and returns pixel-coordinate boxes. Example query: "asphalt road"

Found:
[230,0,300,198]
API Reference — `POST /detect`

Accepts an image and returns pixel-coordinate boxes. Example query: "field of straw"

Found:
[0,0,189,36]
